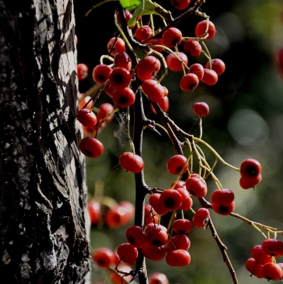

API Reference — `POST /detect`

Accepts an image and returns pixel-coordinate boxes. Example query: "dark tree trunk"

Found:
[0,0,90,283]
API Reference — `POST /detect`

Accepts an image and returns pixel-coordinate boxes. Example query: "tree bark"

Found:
[0,0,90,283]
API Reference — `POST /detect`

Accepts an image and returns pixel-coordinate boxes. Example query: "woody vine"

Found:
[76,0,283,283]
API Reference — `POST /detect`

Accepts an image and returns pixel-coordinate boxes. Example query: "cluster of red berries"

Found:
[245,239,283,281]
[92,244,169,284]
[88,199,134,229]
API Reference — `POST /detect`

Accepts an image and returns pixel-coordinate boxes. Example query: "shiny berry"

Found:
[192,102,209,117]
[162,27,183,48]
[166,52,188,72]
[112,87,136,108]
[79,137,104,158]
[117,243,138,264]
[166,154,188,175]
[180,73,199,92]
[195,20,216,40]
[184,40,202,57]
[166,249,191,266]
[119,152,144,173]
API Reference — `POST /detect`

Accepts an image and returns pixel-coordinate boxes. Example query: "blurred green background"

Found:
[74,0,283,283]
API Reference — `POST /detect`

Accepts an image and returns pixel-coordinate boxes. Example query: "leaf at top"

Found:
[119,0,142,10]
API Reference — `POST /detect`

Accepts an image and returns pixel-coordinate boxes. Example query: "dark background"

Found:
[74,0,283,283]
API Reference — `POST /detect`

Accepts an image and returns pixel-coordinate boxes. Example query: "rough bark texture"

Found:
[0,0,90,283]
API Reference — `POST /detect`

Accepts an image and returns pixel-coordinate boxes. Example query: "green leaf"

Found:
[119,0,142,10]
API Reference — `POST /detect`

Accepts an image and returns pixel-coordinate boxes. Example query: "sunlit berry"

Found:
[162,27,183,48]
[166,51,188,72]
[185,175,207,198]
[195,20,216,40]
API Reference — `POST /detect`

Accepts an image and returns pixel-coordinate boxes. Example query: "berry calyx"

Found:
[112,87,136,108]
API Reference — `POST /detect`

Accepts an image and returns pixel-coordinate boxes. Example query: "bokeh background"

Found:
[74,0,283,283]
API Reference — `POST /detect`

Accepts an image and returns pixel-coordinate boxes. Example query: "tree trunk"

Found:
[0,0,90,283]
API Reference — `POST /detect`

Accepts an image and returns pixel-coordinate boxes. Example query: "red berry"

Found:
[77,109,97,128]
[184,40,202,57]
[185,175,207,198]
[112,87,136,108]
[119,152,144,173]
[240,159,262,179]
[79,137,104,158]
[277,47,283,77]
[166,249,191,266]
[195,20,216,40]
[150,96,170,115]
[146,226,169,247]
[109,67,132,90]
[126,225,147,248]
[176,187,193,211]
[261,263,283,280]
[142,79,166,102]
[166,234,191,252]
[97,103,115,122]
[172,219,193,234]
[166,51,188,72]
[107,37,126,56]
[137,56,161,81]
[92,64,112,84]
[239,175,262,189]
[245,258,264,278]
[144,205,160,226]
[144,38,164,52]
[211,201,235,216]
[189,63,204,80]
[170,0,191,10]
[205,58,226,76]
[202,68,218,85]
[193,208,210,228]
[171,180,186,189]
[166,154,188,175]
[180,73,199,92]
[159,189,182,211]
[261,239,283,257]
[77,63,88,81]
[141,243,166,261]
[135,25,152,41]
[114,52,132,71]
[251,245,273,265]
[104,204,133,228]
[149,272,169,284]
[117,243,138,264]
[162,27,183,48]
[92,248,115,268]
[149,193,169,215]
[210,189,235,205]
[192,102,209,117]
